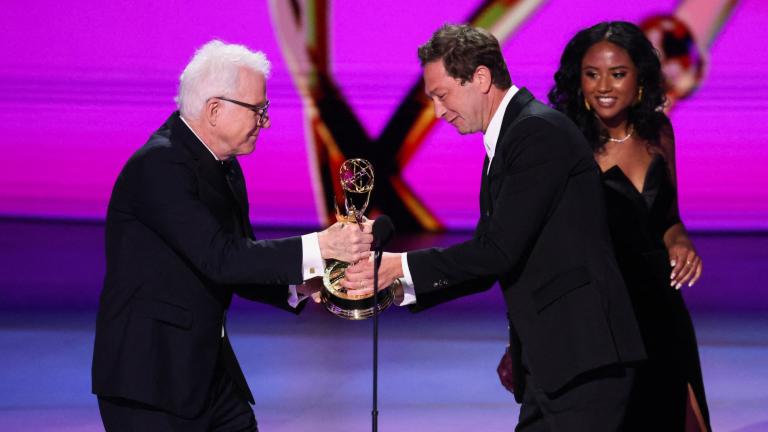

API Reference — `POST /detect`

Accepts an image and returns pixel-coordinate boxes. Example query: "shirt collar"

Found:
[483,85,519,161]
[179,115,221,162]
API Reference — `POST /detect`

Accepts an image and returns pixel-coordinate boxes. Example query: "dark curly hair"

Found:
[418,24,512,89]
[549,21,667,152]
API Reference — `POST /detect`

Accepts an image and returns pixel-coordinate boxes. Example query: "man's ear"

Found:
[205,98,220,126]
[474,65,493,93]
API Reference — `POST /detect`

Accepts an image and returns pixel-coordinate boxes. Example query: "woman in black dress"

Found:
[497,21,709,431]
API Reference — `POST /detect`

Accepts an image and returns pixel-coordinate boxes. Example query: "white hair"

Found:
[176,40,271,120]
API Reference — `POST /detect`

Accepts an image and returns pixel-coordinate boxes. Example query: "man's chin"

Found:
[455,125,475,135]
[237,142,257,156]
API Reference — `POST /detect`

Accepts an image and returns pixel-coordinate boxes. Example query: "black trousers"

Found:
[516,364,636,432]
[98,365,257,432]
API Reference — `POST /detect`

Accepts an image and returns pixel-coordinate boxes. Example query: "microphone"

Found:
[372,215,395,252]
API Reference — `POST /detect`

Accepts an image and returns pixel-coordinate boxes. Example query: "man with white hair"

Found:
[92,40,370,431]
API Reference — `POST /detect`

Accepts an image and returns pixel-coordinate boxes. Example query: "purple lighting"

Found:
[0,0,765,229]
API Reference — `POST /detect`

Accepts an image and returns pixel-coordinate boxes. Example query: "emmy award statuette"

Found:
[321,159,396,320]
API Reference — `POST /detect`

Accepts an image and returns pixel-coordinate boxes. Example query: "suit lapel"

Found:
[170,112,251,238]
[480,156,491,217]
[171,112,230,196]
[484,88,536,207]
[223,159,253,239]
[498,87,535,145]
[225,159,248,212]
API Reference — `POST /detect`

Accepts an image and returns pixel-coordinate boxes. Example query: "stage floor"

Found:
[1,308,767,431]
[1,219,767,431]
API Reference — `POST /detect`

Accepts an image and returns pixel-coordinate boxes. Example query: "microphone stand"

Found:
[372,248,382,432]
[369,215,393,432]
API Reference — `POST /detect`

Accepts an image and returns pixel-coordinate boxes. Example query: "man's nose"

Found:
[433,101,447,119]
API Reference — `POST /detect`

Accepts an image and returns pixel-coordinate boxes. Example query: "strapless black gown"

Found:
[602,154,710,430]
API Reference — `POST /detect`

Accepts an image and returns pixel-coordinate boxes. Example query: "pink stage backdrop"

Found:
[0,0,765,229]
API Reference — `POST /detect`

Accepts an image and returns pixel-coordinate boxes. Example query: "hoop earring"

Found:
[584,97,591,111]
[636,87,644,104]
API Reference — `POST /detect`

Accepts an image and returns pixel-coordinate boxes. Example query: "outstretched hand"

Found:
[341,252,404,296]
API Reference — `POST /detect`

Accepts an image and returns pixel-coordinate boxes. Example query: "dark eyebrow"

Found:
[581,65,631,71]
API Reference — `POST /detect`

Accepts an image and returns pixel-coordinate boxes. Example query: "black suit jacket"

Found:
[408,89,645,399]
[92,112,305,418]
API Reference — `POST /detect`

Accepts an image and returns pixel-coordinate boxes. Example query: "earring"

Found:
[584,97,591,111]
[636,87,644,104]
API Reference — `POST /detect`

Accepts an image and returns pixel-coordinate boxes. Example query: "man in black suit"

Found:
[344,25,646,431]
[92,40,372,431]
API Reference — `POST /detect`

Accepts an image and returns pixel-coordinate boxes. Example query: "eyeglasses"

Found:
[214,97,270,126]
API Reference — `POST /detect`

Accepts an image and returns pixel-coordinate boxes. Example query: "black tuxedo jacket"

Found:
[408,89,646,399]
[92,112,305,418]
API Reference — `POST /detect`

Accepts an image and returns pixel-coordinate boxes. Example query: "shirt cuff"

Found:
[301,233,324,281]
[398,252,417,306]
